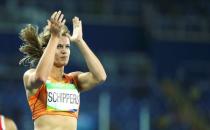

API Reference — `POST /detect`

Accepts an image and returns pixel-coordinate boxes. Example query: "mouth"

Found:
[60,56,68,60]
[61,55,68,58]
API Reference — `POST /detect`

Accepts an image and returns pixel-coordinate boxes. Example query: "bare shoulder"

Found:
[5,117,17,130]
[23,68,36,89]
[67,71,83,77]
[23,69,35,79]
[67,71,83,91]
[67,71,101,92]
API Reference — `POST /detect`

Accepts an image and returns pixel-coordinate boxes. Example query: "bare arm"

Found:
[69,17,107,92]
[5,117,17,130]
[24,11,66,90]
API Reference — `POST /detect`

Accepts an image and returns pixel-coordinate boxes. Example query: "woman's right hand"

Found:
[47,11,66,37]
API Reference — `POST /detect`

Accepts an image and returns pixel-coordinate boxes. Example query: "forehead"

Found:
[59,36,70,44]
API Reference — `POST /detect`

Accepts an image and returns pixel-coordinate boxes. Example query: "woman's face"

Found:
[54,36,70,67]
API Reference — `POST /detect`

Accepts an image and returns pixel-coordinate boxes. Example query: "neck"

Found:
[50,65,65,81]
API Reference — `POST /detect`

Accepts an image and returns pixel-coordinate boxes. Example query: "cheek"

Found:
[67,50,70,56]
[54,52,60,60]
[54,56,59,63]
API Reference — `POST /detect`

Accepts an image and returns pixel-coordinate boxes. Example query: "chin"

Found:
[55,62,68,67]
[64,62,68,66]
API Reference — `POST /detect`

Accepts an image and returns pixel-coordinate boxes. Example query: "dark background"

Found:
[0,0,210,130]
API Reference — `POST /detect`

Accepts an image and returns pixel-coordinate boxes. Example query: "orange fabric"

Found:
[28,74,79,120]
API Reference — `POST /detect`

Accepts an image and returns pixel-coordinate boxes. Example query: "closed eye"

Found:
[66,45,70,49]
[57,44,63,49]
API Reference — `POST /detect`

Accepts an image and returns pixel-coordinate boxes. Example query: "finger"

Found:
[72,17,76,23]
[55,10,61,21]
[74,17,79,25]
[59,14,64,23]
[47,20,51,27]
[51,11,57,20]
[61,19,66,25]
[74,16,79,21]
[75,20,80,27]
[72,17,77,28]
[74,17,80,27]
[79,20,82,29]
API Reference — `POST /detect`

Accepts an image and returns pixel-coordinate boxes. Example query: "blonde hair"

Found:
[19,24,70,68]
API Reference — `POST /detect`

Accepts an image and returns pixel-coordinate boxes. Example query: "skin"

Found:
[4,117,17,130]
[23,11,106,130]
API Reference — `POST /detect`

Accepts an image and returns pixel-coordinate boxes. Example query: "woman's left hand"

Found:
[69,17,83,43]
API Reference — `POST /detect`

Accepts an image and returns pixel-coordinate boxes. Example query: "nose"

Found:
[61,48,67,54]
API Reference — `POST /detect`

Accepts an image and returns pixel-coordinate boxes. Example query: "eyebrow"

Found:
[58,43,70,45]
[57,44,71,48]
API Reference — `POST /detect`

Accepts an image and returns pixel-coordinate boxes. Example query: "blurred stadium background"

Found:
[0,0,210,130]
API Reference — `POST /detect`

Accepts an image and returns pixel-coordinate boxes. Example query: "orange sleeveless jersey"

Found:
[28,74,80,120]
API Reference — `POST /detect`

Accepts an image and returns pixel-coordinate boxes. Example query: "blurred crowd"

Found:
[0,0,209,130]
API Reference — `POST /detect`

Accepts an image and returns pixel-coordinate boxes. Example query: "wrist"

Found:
[75,38,84,44]
[49,35,60,44]
[50,34,60,39]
